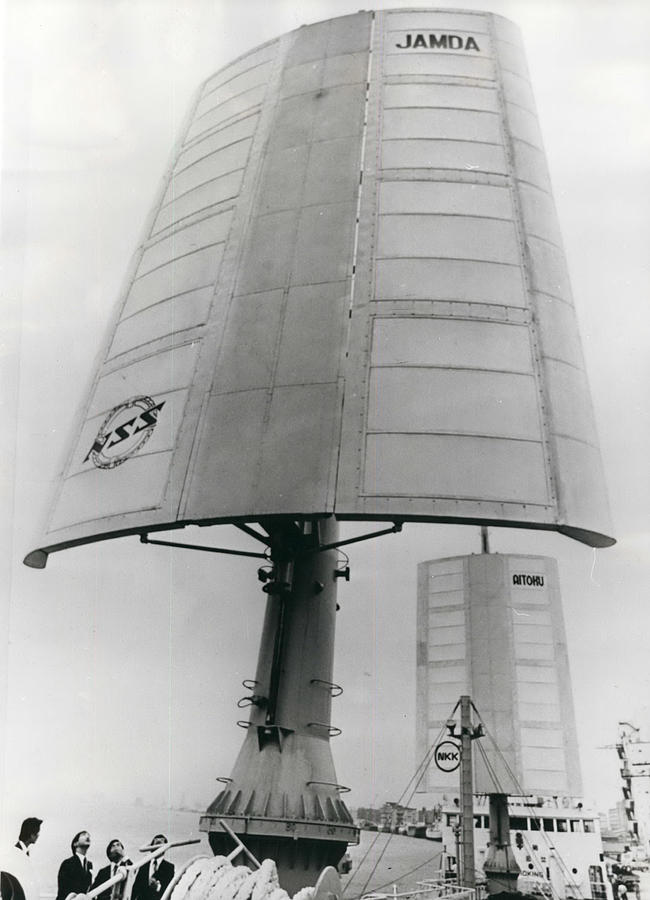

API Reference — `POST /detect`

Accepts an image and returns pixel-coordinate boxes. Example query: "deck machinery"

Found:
[25,9,613,895]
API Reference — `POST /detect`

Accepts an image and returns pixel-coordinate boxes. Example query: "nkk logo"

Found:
[395,33,481,51]
[84,395,165,469]
[434,740,461,773]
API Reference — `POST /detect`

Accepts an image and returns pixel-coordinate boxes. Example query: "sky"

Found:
[1,0,649,849]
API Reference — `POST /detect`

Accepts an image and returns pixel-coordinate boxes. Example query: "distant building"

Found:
[617,724,650,856]
[415,552,583,802]
[380,802,417,830]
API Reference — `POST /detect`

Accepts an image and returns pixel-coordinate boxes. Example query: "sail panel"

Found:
[25,10,614,567]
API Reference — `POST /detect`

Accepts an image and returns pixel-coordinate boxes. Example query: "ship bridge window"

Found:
[570,820,583,833]
[542,818,554,831]
[584,820,595,833]
[510,817,528,831]
[474,815,489,828]
[529,818,540,831]
[557,819,568,832]
[446,813,459,827]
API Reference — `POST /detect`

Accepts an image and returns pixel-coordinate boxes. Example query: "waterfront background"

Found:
[1,804,441,900]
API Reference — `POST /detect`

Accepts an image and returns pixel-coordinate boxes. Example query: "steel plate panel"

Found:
[512,140,552,192]
[312,83,367,142]
[280,51,368,99]
[363,434,549,504]
[269,94,318,150]
[379,181,512,218]
[533,293,584,366]
[519,682,559,705]
[516,667,557,684]
[514,644,554,662]
[202,44,277,95]
[89,343,199,418]
[286,20,332,66]
[385,12,489,32]
[256,145,310,213]
[524,772,568,791]
[138,211,232,276]
[500,70,535,112]
[178,114,259,165]
[367,368,541,440]
[518,183,563,246]
[515,628,554,650]
[195,63,273,118]
[553,438,611,535]
[383,54,494,79]
[527,236,572,300]
[375,258,526,304]
[184,391,269,518]
[303,137,362,205]
[428,683,466,706]
[492,14,521,45]
[108,291,213,359]
[545,362,599,445]
[254,384,340,512]
[383,83,498,112]
[381,139,507,173]
[187,85,266,140]
[382,107,500,143]
[212,290,285,394]
[326,12,373,55]
[153,173,243,233]
[322,51,369,88]
[292,202,357,285]
[496,40,529,77]
[520,728,563,748]
[506,103,543,150]
[372,318,533,372]
[163,140,252,200]
[124,244,225,317]
[518,703,560,723]
[187,82,267,134]
[234,210,299,295]
[275,282,348,385]
[429,610,464,627]
[49,452,175,531]
[377,215,518,264]
[280,59,327,98]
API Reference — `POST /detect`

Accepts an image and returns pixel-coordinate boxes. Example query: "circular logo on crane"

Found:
[434,740,461,773]
[84,395,166,469]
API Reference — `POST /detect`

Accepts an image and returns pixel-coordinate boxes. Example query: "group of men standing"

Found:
[12,819,175,900]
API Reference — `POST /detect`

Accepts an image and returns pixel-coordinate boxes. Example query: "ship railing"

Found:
[361,879,478,900]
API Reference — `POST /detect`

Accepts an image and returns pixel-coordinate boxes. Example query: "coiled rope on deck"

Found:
[171,856,316,900]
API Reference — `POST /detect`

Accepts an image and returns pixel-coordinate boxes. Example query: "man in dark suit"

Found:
[56,831,93,900]
[91,841,133,900]
[131,836,174,900]
[15,818,42,855]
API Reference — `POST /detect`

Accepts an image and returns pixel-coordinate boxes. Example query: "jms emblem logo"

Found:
[84,395,165,469]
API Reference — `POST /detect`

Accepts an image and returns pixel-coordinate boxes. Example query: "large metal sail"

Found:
[24,10,613,569]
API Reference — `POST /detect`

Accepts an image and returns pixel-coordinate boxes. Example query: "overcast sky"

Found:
[1,0,649,845]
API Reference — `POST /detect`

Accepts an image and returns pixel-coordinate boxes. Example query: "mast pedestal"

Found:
[200,519,358,894]
[484,793,520,895]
